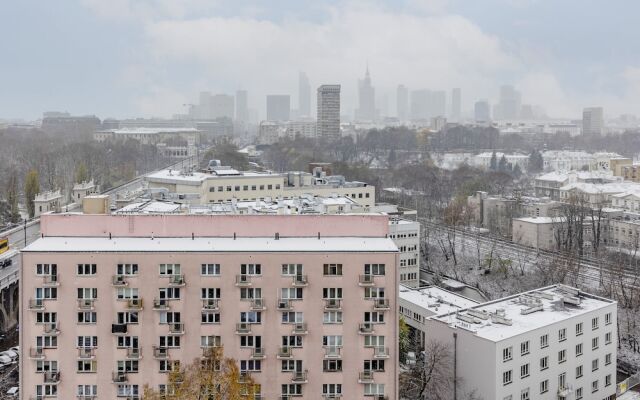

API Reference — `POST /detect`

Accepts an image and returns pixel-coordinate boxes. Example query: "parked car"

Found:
[0,355,13,366]
[0,350,17,360]
[9,346,18,354]
[6,386,18,397]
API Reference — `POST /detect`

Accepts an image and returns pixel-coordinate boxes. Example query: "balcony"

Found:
[111,323,128,335]
[29,347,45,360]
[292,323,308,335]
[169,274,186,286]
[277,346,293,359]
[168,322,185,335]
[236,274,252,286]
[373,346,390,359]
[324,346,341,358]
[250,298,266,311]
[291,275,308,287]
[78,348,95,359]
[112,371,128,383]
[291,370,308,383]
[358,370,374,383]
[77,299,95,310]
[126,298,143,310]
[77,396,98,400]
[44,323,60,335]
[251,347,266,359]
[153,346,168,359]
[370,396,388,400]
[238,372,251,384]
[202,299,219,310]
[43,274,60,287]
[44,371,60,383]
[359,323,375,335]
[324,299,341,310]
[112,274,128,286]
[236,323,252,335]
[372,298,390,311]
[359,274,375,286]
[153,298,170,310]
[202,346,222,358]
[322,395,342,400]
[28,299,45,310]
[277,299,292,311]
[126,347,141,360]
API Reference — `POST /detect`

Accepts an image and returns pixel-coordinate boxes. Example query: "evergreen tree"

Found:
[25,169,40,219]
[498,155,508,172]
[489,151,498,170]
[513,163,523,178]
[6,171,20,223]
[528,149,544,173]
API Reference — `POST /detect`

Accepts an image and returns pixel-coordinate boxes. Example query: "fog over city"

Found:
[2,0,640,119]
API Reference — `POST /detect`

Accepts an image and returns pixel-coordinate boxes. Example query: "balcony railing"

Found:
[291,370,308,383]
[169,274,186,286]
[372,298,390,310]
[359,274,375,286]
[277,299,292,310]
[77,299,95,310]
[324,299,341,310]
[153,346,168,359]
[359,370,374,383]
[112,371,128,383]
[28,299,45,310]
[373,346,390,358]
[153,298,170,310]
[126,347,141,359]
[168,322,184,335]
[359,323,375,334]
[29,347,45,359]
[77,396,98,400]
[202,299,219,310]
[44,371,60,383]
[250,298,266,310]
[324,346,341,358]
[251,347,266,359]
[236,323,251,334]
[236,274,252,286]
[126,298,143,310]
[43,274,60,286]
[322,395,343,400]
[291,275,308,287]
[44,323,60,335]
[78,348,95,359]
[277,346,293,359]
[111,323,128,335]
[112,274,128,286]
[292,323,308,335]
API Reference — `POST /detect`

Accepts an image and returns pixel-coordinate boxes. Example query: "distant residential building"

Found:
[430,116,447,132]
[451,88,462,120]
[583,107,604,136]
[534,171,621,200]
[474,100,491,123]
[257,121,283,145]
[286,118,316,138]
[396,85,409,121]
[426,285,617,400]
[495,85,522,120]
[298,72,311,117]
[33,190,63,217]
[72,181,97,204]
[472,152,529,171]
[542,150,594,172]
[94,128,200,158]
[191,93,235,120]
[41,112,101,136]
[266,95,291,121]
[355,67,376,121]
[317,85,341,137]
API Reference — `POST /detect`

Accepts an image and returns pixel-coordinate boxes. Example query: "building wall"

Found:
[388,220,420,288]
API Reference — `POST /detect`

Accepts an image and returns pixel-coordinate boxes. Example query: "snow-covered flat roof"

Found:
[22,236,399,253]
[513,216,562,224]
[431,285,615,342]
[400,285,479,315]
[102,127,199,134]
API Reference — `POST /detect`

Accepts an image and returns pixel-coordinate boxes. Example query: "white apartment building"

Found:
[426,285,617,400]
[472,152,530,172]
[542,151,594,172]
[34,190,63,218]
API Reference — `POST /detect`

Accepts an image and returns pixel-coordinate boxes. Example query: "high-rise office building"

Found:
[583,107,604,136]
[235,90,249,123]
[396,85,408,121]
[266,95,291,121]
[317,85,341,137]
[298,72,311,118]
[496,85,521,120]
[355,67,376,121]
[474,100,491,123]
[451,88,462,120]
[21,213,399,399]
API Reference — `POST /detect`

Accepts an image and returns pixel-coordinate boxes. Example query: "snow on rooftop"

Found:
[103,127,199,134]
[146,169,210,183]
[400,285,479,315]
[23,236,399,253]
[432,285,614,342]
[116,201,182,214]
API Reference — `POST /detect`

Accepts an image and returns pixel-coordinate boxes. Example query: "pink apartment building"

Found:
[20,214,399,400]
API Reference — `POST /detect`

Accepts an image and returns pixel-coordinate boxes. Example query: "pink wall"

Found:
[40,214,390,238]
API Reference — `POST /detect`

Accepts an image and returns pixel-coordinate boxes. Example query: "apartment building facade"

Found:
[20,214,399,400]
[426,285,617,400]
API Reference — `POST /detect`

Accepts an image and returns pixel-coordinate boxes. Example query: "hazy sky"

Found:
[2,0,639,120]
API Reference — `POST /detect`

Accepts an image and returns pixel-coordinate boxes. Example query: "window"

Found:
[281,264,303,276]
[364,287,385,299]
[35,287,57,300]
[78,311,97,324]
[36,360,58,372]
[605,332,612,344]
[364,359,385,371]
[281,312,303,324]
[35,385,57,397]
[240,311,262,324]
[322,384,342,396]
[364,383,385,396]
[605,374,612,387]
[605,312,612,325]
[77,360,97,373]
[77,336,98,348]
[323,335,343,347]
[323,311,343,324]
[520,389,530,400]
[117,263,138,276]
[117,288,139,300]
[240,360,261,372]
[323,264,342,276]
[117,312,138,324]
[540,379,548,394]
[77,288,97,299]
[605,353,612,365]
[591,380,598,393]
[77,264,96,275]
[592,337,599,350]
[201,264,220,276]
[576,387,583,399]
[322,288,343,299]
[520,341,530,356]
[364,311,385,324]
[539,356,548,371]
[36,263,57,276]
[282,336,303,347]
[558,349,566,363]
[200,335,221,348]
[117,336,139,349]
[117,360,138,373]
[240,336,261,348]
[503,346,513,362]
[559,328,567,341]
[201,288,221,299]
[159,336,180,348]
[558,372,566,389]
[520,363,530,378]
[364,264,385,276]
[503,370,513,386]
[241,264,261,275]
[591,358,599,371]
[159,264,181,276]
[323,359,342,372]
[576,365,583,378]
[35,312,57,324]
[281,360,300,373]
[281,384,303,396]
[540,334,548,348]
[576,322,583,336]
[36,336,57,349]
[592,317,599,330]
[240,288,261,300]
[281,288,303,300]
[77,385,97,397]
[158,287,180,300]
[576,343,583,356]
[159,312,181,324]
[159,360,180,373]
[117,384,139,397]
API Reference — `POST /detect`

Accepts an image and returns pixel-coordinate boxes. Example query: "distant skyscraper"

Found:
[235,90,249,122]
[317,85,341,137]
[266,95,291,121]
[497,85,521,120]
[355,67,376,121]
[397,85,409,121]
[582,107,604,136]
[298,72,311,117]
[474,100,491,123]
[451,88,462,120]
[210,94,235,119]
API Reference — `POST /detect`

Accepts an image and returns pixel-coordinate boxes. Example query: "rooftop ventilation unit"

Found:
[490,309,513,326]
[467,309,490,320]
